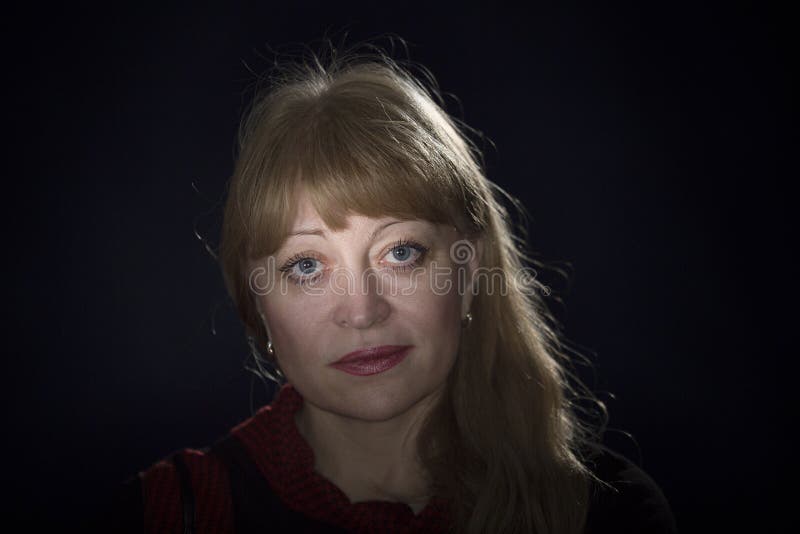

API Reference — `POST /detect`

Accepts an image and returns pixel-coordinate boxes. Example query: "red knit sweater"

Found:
[112,383,678,533]
[138,383,450,533]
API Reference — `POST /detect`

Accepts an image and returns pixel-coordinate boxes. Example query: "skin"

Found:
[247,188,482,515]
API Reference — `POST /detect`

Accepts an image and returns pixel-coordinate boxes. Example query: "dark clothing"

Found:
[106,384,677,533]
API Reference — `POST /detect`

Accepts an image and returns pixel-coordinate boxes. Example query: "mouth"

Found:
[329,345,413,376]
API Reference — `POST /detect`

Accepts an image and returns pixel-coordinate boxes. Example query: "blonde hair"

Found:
[219,38,607,533]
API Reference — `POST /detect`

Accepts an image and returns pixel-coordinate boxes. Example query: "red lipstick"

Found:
[330,345,412,376]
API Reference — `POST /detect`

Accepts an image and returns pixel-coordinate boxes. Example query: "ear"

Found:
[461,236,484,318]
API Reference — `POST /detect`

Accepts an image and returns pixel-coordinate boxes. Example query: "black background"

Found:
[5,1,792,532]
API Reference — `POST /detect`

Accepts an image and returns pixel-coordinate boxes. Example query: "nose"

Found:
[331,264,391,329]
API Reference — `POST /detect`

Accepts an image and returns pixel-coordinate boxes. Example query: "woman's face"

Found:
[248,190,481,422]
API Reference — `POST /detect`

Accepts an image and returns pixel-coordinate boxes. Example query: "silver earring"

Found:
[461,311,473,328]
[267,340,275,356]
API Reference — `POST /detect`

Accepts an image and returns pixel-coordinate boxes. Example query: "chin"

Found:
[336,383,441,422]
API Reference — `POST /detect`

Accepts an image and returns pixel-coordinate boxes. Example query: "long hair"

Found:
[219,37,607,534]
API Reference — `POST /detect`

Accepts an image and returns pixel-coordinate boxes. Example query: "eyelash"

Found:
[279,238,430,286]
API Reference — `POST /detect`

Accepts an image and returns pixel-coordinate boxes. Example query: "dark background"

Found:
[5,1,792,532]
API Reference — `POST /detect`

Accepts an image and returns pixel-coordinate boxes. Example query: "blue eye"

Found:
[279,254,324,286]
[279,238,430,286]
[385,241,427,267]
[296,258,318,274]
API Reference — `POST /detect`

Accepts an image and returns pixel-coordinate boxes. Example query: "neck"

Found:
[294,389,442,508]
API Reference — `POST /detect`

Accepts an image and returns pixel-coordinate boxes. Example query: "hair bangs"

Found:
[246,91,470,260]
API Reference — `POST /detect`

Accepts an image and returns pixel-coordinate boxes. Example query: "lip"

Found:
[332,345,413,364]
[329,345,412,376]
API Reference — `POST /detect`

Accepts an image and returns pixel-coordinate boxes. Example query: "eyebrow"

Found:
[287,220,407,243]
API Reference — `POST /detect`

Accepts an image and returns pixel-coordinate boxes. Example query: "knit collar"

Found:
[230,382,451,533]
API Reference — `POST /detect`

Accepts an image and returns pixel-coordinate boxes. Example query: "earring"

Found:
[461,311,473,329]
[264,340,285,380]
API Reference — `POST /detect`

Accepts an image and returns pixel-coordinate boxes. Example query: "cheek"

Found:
[401,274,463,341]
[258,295,328,359]
[412,291,460,323]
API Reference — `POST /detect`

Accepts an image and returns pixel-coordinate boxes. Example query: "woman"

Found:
[110,41,678,533]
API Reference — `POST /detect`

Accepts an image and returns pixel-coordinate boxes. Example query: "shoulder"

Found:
[103,397,286,534]
[583,445,678,534]
[108,446,235,533]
